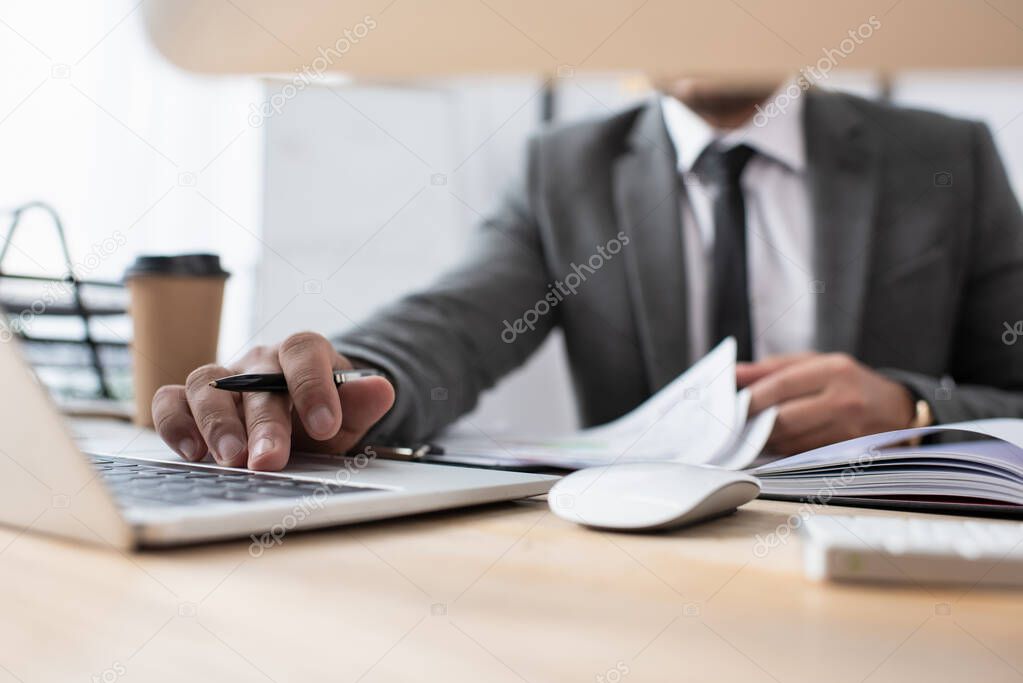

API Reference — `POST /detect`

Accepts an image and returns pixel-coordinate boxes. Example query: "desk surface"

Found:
[2,502,1021,682]
[1,426,1022,682]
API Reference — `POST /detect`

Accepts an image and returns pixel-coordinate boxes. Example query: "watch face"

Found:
[914,399,933,429]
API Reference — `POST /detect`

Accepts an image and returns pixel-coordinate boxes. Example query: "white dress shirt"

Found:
[660,86,816,362]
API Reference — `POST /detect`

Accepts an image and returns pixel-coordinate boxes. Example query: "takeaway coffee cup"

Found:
[124,254,229,427]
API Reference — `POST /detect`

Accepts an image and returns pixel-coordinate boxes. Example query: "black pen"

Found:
[209,368,383,393]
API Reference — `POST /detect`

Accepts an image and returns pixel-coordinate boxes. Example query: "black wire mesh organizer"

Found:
[0,202,131,401]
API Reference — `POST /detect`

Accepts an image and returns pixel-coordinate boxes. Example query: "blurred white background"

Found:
[2,0,1021,434]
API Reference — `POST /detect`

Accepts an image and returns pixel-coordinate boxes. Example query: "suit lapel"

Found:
[613,102,689,391]
[805,89,881,354]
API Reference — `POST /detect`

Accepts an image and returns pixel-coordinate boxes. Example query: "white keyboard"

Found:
[801,515,1023,587]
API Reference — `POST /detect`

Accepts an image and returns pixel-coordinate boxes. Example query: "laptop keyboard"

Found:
[89,455,371,507]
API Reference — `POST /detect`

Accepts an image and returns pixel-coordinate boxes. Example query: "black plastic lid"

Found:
[124,253,229,279]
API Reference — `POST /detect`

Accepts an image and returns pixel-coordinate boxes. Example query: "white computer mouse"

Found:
[548,462,761,531]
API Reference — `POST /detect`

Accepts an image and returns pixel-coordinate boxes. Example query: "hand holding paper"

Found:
[738,351,917,455]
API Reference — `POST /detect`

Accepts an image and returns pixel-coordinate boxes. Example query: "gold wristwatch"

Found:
[905,399,934,447]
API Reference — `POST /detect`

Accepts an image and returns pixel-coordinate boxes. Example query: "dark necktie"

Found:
[696,143,756,361]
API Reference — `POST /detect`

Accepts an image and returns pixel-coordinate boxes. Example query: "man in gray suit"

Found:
[152,78,1023,471]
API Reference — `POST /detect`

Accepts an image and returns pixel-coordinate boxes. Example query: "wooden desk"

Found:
[0,488,1020,682]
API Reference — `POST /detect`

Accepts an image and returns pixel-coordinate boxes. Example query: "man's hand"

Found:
[151,332,395,471]
[736,352,915,455]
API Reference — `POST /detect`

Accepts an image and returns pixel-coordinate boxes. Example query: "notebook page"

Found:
[752,419,1023,476]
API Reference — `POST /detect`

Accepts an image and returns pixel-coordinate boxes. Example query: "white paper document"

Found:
[433,338,777,470]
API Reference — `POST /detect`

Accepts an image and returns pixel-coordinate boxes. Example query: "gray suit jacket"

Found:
[336,88,1023,443]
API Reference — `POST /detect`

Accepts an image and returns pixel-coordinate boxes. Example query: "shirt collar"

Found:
[659,80,806,174]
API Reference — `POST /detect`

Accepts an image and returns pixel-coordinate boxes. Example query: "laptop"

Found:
[0,338,558,548]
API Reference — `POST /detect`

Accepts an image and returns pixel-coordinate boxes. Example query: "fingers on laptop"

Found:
[336,376,395,449]
[291,376,396,456]
[277,332,348,441]
[154,333,395,470]
[152,385,208,462]
[184,364,248,467]
[235,349,293,471]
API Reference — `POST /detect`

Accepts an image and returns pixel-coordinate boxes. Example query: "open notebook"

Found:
[434,338,778,470]
[753,421,1023,517]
